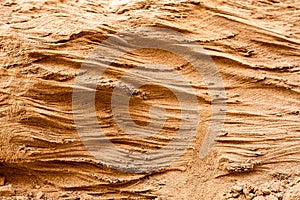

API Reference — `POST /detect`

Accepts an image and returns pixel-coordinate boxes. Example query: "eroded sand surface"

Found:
[0,0,299,199]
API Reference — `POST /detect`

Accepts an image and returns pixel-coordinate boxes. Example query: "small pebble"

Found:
[232,193,240,198]
[232,185,243,193]
[243,187,251,196]
[262,188,271,195]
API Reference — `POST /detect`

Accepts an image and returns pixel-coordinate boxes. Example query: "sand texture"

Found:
[0,0,299,199]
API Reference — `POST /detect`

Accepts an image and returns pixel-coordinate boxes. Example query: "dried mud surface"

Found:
[0,0,299,199]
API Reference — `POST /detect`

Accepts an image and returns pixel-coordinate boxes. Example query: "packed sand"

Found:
[0,0,299,199]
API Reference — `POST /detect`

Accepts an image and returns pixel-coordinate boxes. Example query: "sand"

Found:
[0,0,299,199]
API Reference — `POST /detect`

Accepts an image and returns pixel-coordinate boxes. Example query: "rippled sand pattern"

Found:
[0,0,299,199]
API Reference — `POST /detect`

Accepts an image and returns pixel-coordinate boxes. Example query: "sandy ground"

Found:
[0,0,299,199]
